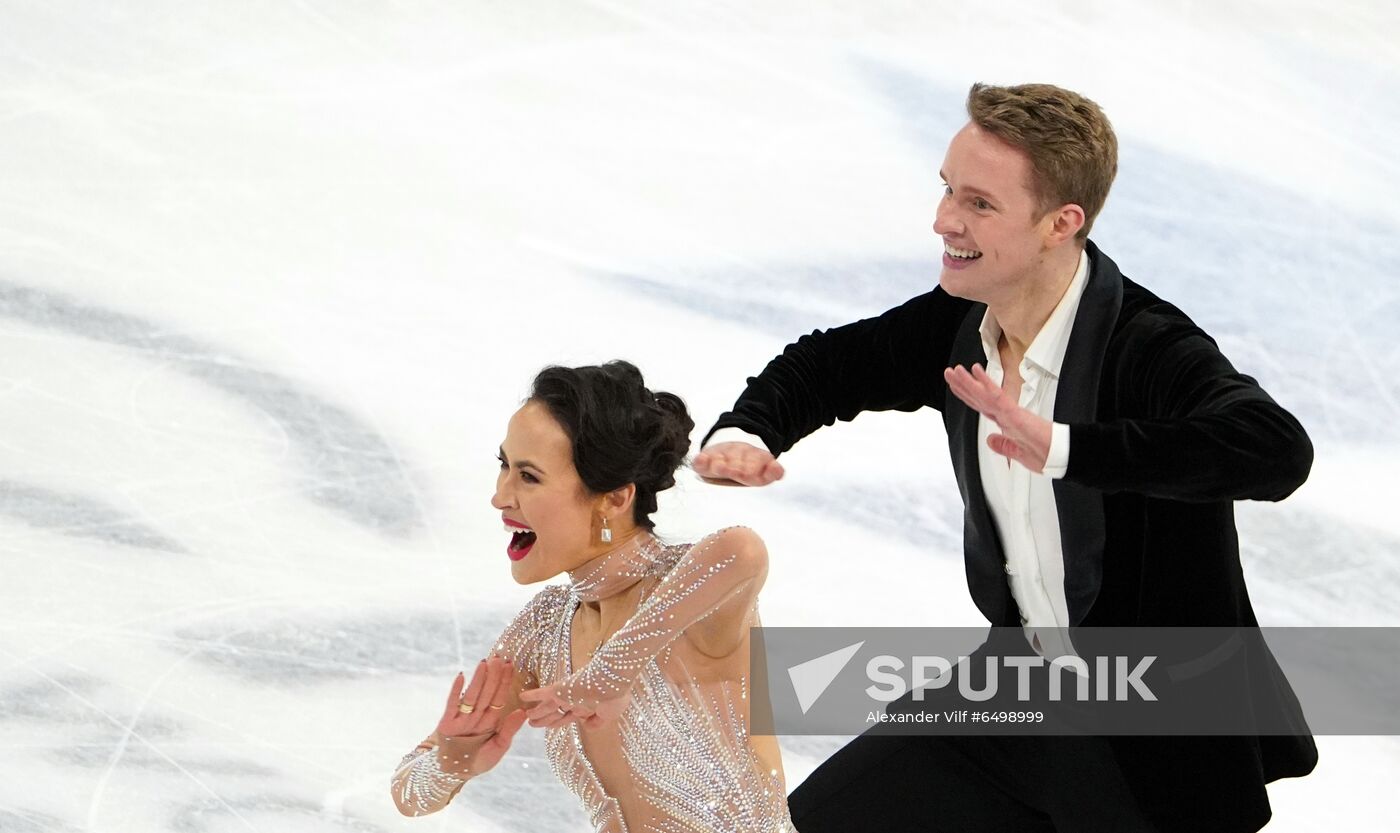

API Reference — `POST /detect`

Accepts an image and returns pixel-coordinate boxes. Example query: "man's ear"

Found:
[1043,202,1086,247]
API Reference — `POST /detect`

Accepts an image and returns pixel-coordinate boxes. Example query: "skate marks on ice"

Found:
[0,280,424,539]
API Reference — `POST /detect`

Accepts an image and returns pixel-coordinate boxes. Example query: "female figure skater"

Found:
[390,360,794,832]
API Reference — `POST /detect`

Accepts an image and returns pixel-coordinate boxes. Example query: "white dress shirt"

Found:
[977,251,1088,656]
[706,251,1091,653]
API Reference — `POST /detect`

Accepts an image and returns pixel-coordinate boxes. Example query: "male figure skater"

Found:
[694,83,1316,831]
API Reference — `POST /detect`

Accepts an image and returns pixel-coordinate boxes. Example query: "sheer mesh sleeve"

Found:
[551,527,766,711]
[390,742,467,817]
[389,583,570,816]
[489,583,571,686]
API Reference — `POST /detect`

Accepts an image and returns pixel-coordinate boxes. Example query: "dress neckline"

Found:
[567,533,664,602]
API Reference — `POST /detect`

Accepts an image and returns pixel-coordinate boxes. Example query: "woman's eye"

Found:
[521,472,539,484]
[974,198,992,210]
[496,455,508,469]
[942,184,952,196]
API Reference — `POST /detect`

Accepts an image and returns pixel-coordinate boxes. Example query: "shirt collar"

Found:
[977,249,1091,380]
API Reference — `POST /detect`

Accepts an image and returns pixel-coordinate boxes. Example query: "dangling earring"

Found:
[600,516,612,543]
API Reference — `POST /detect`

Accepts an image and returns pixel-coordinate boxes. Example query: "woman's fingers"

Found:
[520,685,587,728]
[486,656,513,712]
[466,707,528,777]
[438,657,511,736]
[528,709,575,729]
[461,658,490,705]
[528,702,597,730]
[491,707,528,747]
[437,662,484,734]
[439,670,467,722]
[457,657,511,732]
[517,682,549,706]
[469,656,512,732]
[521,690,560,725]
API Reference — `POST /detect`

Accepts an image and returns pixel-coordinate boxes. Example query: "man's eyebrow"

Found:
[940,173,999,201]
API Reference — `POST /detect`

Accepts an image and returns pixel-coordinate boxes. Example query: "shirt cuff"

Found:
[703,427,769,451]
[1042,422,1071,479]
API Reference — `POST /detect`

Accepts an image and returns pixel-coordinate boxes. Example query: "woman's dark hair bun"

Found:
[648,390,695,493]
[528,361,694,530]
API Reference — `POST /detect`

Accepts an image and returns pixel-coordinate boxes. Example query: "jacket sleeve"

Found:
[1064,313,1313,502]
[703,288,975,455]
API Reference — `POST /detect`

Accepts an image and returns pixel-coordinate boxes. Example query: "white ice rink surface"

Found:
[2,2,1398,830]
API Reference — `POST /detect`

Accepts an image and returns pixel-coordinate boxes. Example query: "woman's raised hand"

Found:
[434,656,527,778]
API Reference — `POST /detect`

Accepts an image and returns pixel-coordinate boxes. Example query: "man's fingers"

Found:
[944,367,982,411]
[970,364,1013,412]
[987,433,1041,472]
[729,451,779,486]
[728,461,761,485]
[970,362,998,389]
[692,450,725,477]
[970,362,995,388]
[946,364,1006,417]
[693,451,745,486]
[963,365,998,402]
[694,442,781,488]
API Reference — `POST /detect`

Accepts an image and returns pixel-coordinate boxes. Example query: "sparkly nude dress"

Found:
[392,529,797,833]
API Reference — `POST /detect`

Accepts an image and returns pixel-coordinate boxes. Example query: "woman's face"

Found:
[491,401,601,584]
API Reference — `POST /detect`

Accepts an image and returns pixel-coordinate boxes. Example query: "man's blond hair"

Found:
[966,83,1118,241]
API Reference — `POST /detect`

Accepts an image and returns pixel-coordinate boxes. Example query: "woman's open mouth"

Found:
[505,522,537,561]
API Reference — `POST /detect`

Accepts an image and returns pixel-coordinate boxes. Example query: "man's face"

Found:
[933,122,1055,305]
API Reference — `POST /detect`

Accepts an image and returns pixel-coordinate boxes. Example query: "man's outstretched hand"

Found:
[944,363,1053,474]
[692,442,785,487]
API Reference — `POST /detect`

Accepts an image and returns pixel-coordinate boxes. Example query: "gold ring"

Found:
[489,704,503,710]
[458,703,475,714]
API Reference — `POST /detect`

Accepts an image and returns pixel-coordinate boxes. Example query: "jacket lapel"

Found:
[944,303,1017,626]
[943,241,1124,627]
[1052,240,1123,624]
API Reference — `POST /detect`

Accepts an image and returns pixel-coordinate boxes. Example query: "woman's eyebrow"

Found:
[499,447,546,473]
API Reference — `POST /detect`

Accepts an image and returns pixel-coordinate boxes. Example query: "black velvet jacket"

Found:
[705,241,1317,831]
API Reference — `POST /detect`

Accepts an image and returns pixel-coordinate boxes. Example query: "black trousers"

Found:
[787,730,1155,833]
